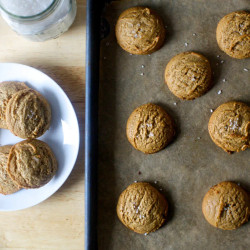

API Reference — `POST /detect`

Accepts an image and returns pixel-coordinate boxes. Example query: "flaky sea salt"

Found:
[154,181,158,184]
[173,102,177,106]
[222,78,226,82]
[140,73,144,76]
[192,33,196,36]
[184,42,188,46]
[141,65,145,68]
[243,68,248,72]
[210,109,214,113]
[220,60,224,64]
[217,90,222,95]
[149,132,154,137]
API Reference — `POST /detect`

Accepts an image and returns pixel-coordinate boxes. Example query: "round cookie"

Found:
[216,11,250,59]
[115,6,166,55]
[0,81,29,129]
[6,89,51,139]
[165,52,212,100]
[208,101,250,153]
[7,139,57,189]
[202,181,250,230]
[126,103,175,154]
[0,145,20,195]
[117,182,168,234]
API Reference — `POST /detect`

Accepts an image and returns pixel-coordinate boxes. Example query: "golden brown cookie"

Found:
[216,11,250,59]
[0,145,20,195]
[7,139,57,189]
[126,103,175,154]
[6,89,51,139]
[208,101,250,153]
[202,181,250,230]
[117,182,168,234]
[115,6,166,55]
[0,81,29,129]
[165,52,212,100]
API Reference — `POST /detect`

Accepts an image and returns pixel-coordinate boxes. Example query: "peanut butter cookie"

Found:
[216,11,250,59]
[202,181,250,230]
[115,6,166,55]
[0,145,20,195]
[0,81,28,129]
[6,89,51,139]
[165,52,212,100]
[7,139,57,189]
[117,182,168,234]
[126,103,175,154]
[208,101,249,153]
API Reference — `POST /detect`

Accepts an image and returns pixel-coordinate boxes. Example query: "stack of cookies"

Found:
[0,81,57,195]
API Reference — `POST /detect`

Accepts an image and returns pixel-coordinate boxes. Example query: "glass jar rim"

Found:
[0,0,60,20]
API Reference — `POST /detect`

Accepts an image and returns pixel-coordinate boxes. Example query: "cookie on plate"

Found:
[216,11,250,59]
[7,139,57,189]
[117,182,168,234]
[6,89,51,139]
[115,6,166,55]
[126,103,175,154]
[165,52,212,100]
[0,145,20,195]
[0,81,29,129]
[202,181,250,230]
[208,101,250,153]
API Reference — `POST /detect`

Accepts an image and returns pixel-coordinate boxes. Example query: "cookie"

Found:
[208,101,250,153]
[115,6,166,55]
[117,182,168,234]
[165,52,212,100]
[7,139,57,189]
[0,81,29,129]
[126,103,175,154]
[202,181,250,230]
[216,11,250,59]
[0,145,20,195]
[6,89,51,139]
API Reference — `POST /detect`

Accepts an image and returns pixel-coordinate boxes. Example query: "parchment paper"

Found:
[98,1,250,249]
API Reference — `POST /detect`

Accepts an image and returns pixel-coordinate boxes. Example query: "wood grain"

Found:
[0,0,86,249]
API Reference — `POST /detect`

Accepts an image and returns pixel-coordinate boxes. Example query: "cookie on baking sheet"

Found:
[216,11,250,59]
[202,181,250,230]
[208,101,250,153]
[126,103,175,154]
[0,145,20,195]
[117,182,168,234]
[165,52,212,100]
[115,6,166,55]
[0,81,29,129]
[6,89,51,139]
[7,139,57,189]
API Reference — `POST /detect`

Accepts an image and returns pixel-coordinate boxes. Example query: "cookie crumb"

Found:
[138,171,141,175]
[217,90,222,95]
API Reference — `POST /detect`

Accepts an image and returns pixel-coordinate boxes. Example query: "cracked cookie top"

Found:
[126,103,175,154]
[202,181,250,230]
[216,11,250,59]
[117,182,168,234]
[208,101,250,153]
[165,52,212,100]
[115,6,166,55]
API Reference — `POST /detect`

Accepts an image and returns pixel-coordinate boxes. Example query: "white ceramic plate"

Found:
[0,63,80,211]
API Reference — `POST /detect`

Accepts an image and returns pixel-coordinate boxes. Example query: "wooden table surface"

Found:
[0,1,86,249]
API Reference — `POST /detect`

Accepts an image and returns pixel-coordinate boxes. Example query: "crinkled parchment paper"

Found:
[98,0,250,249]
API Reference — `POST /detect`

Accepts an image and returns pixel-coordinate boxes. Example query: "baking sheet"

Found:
[98,0,250,249]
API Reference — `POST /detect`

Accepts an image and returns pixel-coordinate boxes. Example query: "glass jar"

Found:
[0,0,77,42]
